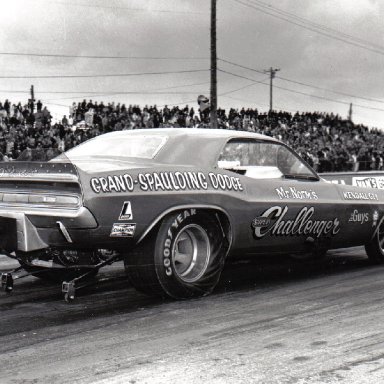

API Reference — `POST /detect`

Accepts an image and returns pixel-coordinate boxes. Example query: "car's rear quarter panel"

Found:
[78,165,247,249]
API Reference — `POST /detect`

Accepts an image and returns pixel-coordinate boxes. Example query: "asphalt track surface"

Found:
[1,247,384,384]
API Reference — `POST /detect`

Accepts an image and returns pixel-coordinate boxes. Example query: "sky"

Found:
[0,0,384,129]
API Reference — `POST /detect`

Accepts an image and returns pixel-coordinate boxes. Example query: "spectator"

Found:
[0,98,383,173]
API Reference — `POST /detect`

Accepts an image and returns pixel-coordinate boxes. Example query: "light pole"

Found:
[210,0,218,128]
[264,67,280,112]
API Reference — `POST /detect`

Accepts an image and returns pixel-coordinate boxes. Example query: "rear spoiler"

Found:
[0,161,79,183]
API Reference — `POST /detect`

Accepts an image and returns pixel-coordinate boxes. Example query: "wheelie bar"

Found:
[62,253,120,302]
[0,266,53,294]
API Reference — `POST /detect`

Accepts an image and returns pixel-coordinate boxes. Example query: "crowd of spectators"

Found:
[0,98,383,173]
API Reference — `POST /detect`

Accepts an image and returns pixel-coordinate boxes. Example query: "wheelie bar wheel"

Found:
[1,273,14,293]
[62,281,76,302]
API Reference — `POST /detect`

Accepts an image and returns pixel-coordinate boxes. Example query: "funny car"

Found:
[1,128,384,301]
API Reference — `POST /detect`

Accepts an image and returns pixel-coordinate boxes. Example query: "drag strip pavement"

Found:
[1,248,384,383]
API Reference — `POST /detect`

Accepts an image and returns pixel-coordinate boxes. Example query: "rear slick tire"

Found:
[125,209,229,299]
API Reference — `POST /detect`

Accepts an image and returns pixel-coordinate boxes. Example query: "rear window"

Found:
[65,134,167,160]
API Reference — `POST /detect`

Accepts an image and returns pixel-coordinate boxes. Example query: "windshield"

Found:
[64,134,167,160]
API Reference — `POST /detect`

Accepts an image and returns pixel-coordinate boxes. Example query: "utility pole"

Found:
[29,85,35,113]
[348,103,353,122]
[210,0,218,128]
[264,67,280,112]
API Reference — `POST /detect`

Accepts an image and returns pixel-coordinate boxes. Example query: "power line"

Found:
[219,58,264,74]
[221,94,298,114]
[276,76,384,105]
[43,91,209,102]
[218,68,384,113]
[0,90,30,94]
[219,77,269,96]
[37,0,206,15]
[246,0,384,52]
[0,69,209,79]
[0,82,210,95]
[220,58,384,105]
[0,51,208,60]
[39,81,210,101]
[231,0,384,56]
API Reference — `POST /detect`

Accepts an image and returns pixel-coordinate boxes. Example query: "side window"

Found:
[218,139,317,180]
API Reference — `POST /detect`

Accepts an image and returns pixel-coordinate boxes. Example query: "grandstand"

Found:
[0,98,382,172]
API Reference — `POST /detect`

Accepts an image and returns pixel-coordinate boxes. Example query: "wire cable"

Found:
[0,69,209,79]
[36,0,206,15]
[0,51,208,60]
[219,77,269,96]
[219,68,384,112]
[0,82,210,96]
[245,0,384,52]
[220,58,384,104]
[231,0,384,56]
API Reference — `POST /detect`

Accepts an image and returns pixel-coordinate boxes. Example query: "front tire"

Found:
[365,219,384,263]
[125,210,229,299]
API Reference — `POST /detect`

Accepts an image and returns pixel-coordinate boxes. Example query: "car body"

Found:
[1,128,384,299]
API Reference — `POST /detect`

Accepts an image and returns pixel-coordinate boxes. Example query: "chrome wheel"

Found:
[172,224,211,283]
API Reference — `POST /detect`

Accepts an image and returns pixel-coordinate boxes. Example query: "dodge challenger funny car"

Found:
[1,128,384,301]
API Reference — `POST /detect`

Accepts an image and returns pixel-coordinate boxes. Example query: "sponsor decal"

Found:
[352,176,384,190]
[119,201,133,220]
[252,206,340,239]
[90,171,244,193]
[348,210,369,224]
[275,186,318,200]
[252,217,271,228]
[163,209,196,277]
[342,191,378,201]
[373,211,379,226]
[110,223,136,237]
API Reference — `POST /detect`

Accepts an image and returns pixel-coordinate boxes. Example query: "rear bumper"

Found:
[0,207,97,252]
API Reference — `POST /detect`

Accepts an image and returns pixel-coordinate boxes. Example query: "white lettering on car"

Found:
[110,223,136,237]
[348,209,369,224]
[90,172,243,193]
[91,174,134,193]
[343,191,378,201]
[275,186,318,200]
[352,177,384,189]
[163,209,197,277]
[252,206,340,239]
